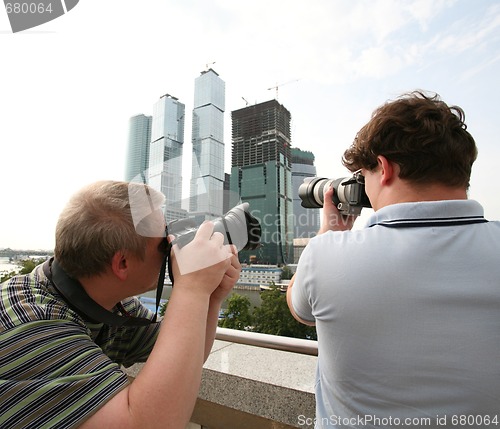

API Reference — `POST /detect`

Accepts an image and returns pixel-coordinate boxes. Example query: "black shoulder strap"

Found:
[43,259,154,327]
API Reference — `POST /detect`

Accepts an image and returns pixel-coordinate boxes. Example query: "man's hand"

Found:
[318,185,357,234]
[211,245,241,303]
[169,221,233,295]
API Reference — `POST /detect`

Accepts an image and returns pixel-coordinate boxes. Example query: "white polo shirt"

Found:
[292,200,500,428]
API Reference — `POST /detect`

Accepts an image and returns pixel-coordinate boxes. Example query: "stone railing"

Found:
[125,328,318,429]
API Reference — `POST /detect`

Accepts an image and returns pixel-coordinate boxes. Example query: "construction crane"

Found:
[267,79,299,99]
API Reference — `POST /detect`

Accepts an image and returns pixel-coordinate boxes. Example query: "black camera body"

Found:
[167,202,261,251]
[148,203,260,319]
[298,176,371,216]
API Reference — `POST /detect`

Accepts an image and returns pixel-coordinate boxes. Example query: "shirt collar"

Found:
[366,200,485,228]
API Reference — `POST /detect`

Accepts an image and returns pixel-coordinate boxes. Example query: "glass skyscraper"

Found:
[291,147,320,239]
[230,100,294,265]
[148,94,185,221]
[125,114,152,182]
[189,69,225,219]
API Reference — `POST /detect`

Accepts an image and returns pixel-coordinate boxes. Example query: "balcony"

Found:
[125,328,318,429]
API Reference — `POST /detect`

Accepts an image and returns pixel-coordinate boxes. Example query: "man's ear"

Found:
[111,251,129,281]
[377,155,395,185]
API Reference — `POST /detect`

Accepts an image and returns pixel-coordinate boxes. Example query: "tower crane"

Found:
[267,79,299,99]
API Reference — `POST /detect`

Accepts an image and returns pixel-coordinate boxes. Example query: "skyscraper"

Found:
[189,69,225,219]
[230,100,293,265]
[125,114,151,182]
[291,147,320,239]
[148,94,186,221]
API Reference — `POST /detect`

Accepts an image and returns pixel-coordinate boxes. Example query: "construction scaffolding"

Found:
[231,100,292,168]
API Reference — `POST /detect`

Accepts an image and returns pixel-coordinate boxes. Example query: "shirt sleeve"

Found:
[291,241,316,323]
[0,319,129,429]
[118,297,162,367]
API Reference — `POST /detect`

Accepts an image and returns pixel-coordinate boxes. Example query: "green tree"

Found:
[281,265,293,280]
[218,293,253,330]
[159,300,168,317]
[18,259,39,275]
[252,286,317,340]
[1,270,18,283]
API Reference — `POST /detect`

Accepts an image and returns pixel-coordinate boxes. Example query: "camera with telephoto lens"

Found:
[298,174,371,216]
[167,202,261,251]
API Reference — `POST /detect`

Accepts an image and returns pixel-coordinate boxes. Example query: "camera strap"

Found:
[43,258,155,327]
[152,253,168,322]
[221,217,234,246]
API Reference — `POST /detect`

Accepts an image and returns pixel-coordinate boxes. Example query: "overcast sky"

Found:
[1,0,499,250]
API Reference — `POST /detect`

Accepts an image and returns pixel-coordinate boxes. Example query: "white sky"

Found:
[1,0,499,250]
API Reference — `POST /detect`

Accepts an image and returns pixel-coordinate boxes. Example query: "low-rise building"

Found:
[236,264,282,290]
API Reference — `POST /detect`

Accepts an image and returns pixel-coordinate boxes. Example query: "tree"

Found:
[281,265,294,280]
[159,301,168,317]
[252,286,317,340]
[1,270,18,283]
[1,258,47,283]
[218,293,253,330]
[18,259,40,275]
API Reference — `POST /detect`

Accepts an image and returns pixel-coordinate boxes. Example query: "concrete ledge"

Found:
[125,338,317,428]
[191,398,293,429]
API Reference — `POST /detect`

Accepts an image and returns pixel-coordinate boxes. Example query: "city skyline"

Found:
[125,79,319,263]
[1,1,499,250]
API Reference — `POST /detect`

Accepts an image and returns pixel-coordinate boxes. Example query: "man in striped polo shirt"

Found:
[0,180,241,428]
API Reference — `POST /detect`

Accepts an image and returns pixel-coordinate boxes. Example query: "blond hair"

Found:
[55,180,165,278]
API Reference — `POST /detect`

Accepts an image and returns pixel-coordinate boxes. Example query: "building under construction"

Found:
[230,100,293,265]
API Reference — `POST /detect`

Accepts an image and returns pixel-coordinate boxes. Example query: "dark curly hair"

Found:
[342,91,477,188]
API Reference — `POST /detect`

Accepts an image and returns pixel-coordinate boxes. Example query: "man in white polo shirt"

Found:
[288,91,500,428]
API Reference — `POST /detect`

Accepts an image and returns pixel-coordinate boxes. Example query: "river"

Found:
[0,257,20,276]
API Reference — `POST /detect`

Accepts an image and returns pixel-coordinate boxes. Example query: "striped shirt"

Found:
[0,263,161,428]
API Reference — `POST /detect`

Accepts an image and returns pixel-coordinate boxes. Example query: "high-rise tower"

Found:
[291,147,320,238]
[230,100,293,265]
[189,69,225,219]
[148,94,186,222]
[125,114,152,182]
